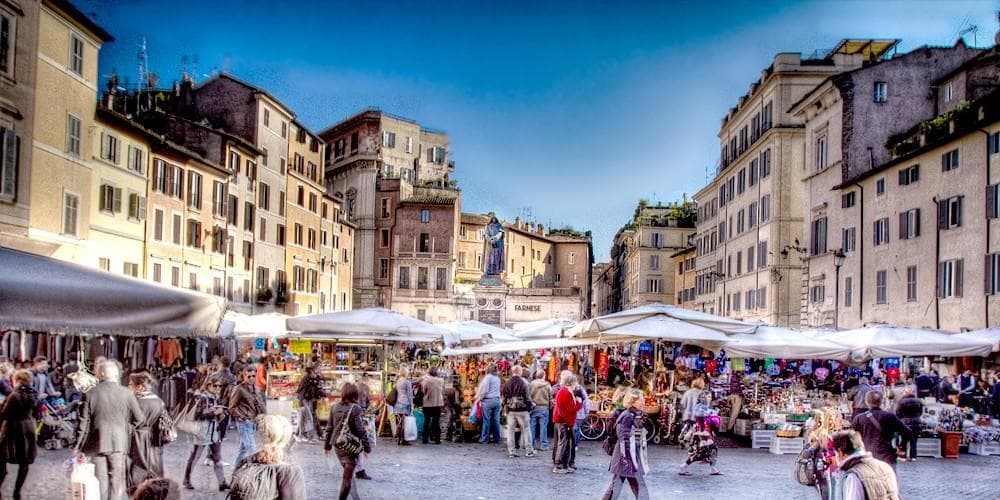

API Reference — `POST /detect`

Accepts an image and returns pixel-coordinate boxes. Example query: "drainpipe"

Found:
[933,196,941,330]
[853,183,865,323]
[978,129,992,328]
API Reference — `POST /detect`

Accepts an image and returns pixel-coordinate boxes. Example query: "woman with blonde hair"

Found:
[601,389,649,499]
[394,366,414,445]
[804,408,841,499]
[680,377,705,423]
[228,414,305,499]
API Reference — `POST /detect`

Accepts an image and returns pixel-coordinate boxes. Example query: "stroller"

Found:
[38,398,80,450]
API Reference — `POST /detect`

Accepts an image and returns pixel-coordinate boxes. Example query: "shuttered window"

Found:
[0,128,18,201]
[938,259,963,298]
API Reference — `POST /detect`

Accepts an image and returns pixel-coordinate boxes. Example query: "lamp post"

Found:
[833,249,846,329]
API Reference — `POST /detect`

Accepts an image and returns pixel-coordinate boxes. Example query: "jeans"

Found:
[479,398,502,444]
[184,443,226,488]
[506,411,534,455]
[901,421,920,459]
[573,420,582,447]
[423,406,442,443]
[0,462,29,498]
[554,423,576,469]
[530,407,549,449]
[234,420,257,467]
[92,452,126,500]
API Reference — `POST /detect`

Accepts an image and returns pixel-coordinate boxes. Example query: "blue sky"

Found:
[77,0,996,260]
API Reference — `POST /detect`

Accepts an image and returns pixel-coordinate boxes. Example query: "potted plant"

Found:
[255,287,273,304]
[275,287,289,305]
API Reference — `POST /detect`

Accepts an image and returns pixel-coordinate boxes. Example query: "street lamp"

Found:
[833,249,846,329]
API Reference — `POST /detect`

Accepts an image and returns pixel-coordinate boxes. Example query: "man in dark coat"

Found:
[0,369,38,499]
[914,371,935,399]
[851,391,910,474]
[75,360,145,500]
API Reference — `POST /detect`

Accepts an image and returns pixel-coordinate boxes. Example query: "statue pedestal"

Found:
[474,276,508,326]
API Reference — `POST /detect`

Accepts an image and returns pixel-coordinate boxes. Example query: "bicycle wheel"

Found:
[642,417,657,443]
[579,414,606,441]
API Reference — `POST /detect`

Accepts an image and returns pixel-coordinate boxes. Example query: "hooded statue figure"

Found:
[484,215,505,276]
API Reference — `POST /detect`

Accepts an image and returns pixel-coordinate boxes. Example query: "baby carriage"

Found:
[38,398,80,450]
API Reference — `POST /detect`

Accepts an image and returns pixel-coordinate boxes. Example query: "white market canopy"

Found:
[441,337,601,357]
[723,325,851,361]
[512,318,576,339]
[567,303,755,348]
[821,324,994,360]
[955,328,1000,352]
[222,311,292,339]
[0,247,226,337]
[439,320,519,347]
[286,308,448,343]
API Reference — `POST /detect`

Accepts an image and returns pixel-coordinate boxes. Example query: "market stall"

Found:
[511,318,576,340]
[440,320,519,349]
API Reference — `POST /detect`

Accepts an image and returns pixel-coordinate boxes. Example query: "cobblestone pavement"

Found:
[9,436,998,499]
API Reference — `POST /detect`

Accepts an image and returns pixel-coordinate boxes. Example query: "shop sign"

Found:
[254,338,266,350]
[289,339,312,355]
[514,304,541,312]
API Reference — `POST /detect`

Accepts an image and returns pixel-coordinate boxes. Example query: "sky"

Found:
[76,0,998,260]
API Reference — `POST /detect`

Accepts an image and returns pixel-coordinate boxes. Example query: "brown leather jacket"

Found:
[228,382,265,422]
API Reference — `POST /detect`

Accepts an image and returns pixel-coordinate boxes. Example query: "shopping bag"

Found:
[70,461,100,500]
[475,402,483,419]
[403,415,418,442]
[174,401,206,437]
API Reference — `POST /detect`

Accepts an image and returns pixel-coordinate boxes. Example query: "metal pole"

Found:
[834,264,841,330]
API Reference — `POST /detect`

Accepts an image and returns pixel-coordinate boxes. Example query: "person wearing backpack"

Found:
[126,372,171,495]
[324,383,371,500]
[501,366,534,458]
[601,389,649,500]
[851,391,910,477]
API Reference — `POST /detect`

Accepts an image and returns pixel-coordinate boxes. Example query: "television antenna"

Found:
[137,37,149,91]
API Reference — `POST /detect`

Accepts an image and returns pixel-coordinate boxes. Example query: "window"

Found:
[417,267,429,290]
[421,209,430,223]
[244,202,254,232]
[569,252,576,265]
[898,165,919,185]
[815,134,828,170]
[938,259,964,298]
[757,287,767,308]
[842,192,856,208]
[899,208,920,239]
[876,270,888,304]
[334,140,345,158]
[69,33,84,75]
[152,263,162,283]
[62,191,79,236]
[875,178,886,196]
[263,108,270,127]
[844,277,853,307]
[989,184,1000,219]
[759,149,771,178]
[127,192,146,220]
[429,147,444,164]
[945,83,954,102]
[308,193,317,212]
[259,217,266,242]
[647,279,661,294]
[380,229,389,247]
[990,132,1000,155]
[749,159,758,186]
[0,12,13,76]
[748,202,757,228]
[280,157,286,175]
[186,171,202,210]
[186,219,202,248]
[745,290,755,310]
[227,195,238,226]
[419,233,430,253]
[66,114,81,156]
[842,227,856,253]
[380,198,390,218]
[747,245,755,271]
[938,196,962,229]
[398,266,410,289]
[350,132,359,153]
[152,160,167,193]
[760,195,771,222]
[277,224,285,245]
[259,183,270,211]
[987,253,1000,295]
[322,202,328,219]
[737,168,746,194]
[650,254,660,270]
[153,209,164,240]
[170,165,183,199]
[100,133,120,164]
[873,81,887,103]
[278,191,285,216]
[757,240,767,268]
[125,145,145,173]
[906,265,918,302]
[172,214,182,244]
[281,121,287,139]
[436,268,447,291]
[383,131,396,148]
[122,262,139,278]
[257,266,270,290]
[377,258,389,280]
[171,266,180,287]
[942,149,960,172]
[98,257,110,271]
[99,184,121,213]
[308,228,316,250]
[810,217,828,255]
[294,223,303,245]
[873,217,889,246]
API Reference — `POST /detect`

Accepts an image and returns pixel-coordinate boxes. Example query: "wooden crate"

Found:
[916,438,942,458]
[968,441,1000,456]
[751,429,776,449]
[769,437,805,455]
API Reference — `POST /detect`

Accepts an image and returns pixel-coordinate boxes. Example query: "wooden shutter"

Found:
[956,197,963,227]
[937,200,947,229]
[898,170,907,186]
[912,166,919,182]
[128,193,138,218]
[914,209,921,237]
[988,185,998,218]
[986,254,993,294]
[1,129,17,200]
[955,259,964,297]
[941,153,948,171]
[937,262,946,298]
[113,187,122,213]
[899,212,907,239]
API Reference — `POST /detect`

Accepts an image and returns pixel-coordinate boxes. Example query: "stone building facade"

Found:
[672,244,697,310]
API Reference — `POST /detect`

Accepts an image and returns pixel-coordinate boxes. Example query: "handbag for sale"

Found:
[67,351,98,394]
[335,405,364,455]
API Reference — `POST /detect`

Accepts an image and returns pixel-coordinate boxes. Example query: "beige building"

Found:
[25,1,113,265]
[607,201,695,312]
[285,121,325,315]
[591,262,613,317]
[0,0,40,252]
[318,192,355,313]
[691,43,883,326]
[791,41,982,329]
[672,244,697,310]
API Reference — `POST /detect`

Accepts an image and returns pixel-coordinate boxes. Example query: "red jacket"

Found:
[552,386,582,426]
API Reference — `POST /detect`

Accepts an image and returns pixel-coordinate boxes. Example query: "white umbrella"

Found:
[286,307,448,343]
[0,247,226,337]
[512,318,576,339]
[955,328,1000,352]
[441,337,601,356]
[439,320,519,347]
[224,311,292,339]
[568,303,756,338]
[723,325,851,361]
[822,324,994,360]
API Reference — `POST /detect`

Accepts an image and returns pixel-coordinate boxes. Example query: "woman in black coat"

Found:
[894,386,924,462]
[0,369,38,499]
[324,382,371,500]
[127,372,170,494]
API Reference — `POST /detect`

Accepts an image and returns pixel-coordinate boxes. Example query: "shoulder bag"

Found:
[335,404,365,455]
[793,445,821,486]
